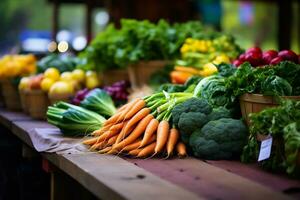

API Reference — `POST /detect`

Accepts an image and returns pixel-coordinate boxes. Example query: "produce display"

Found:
[0,54,36,78]
[242,99,300,176]
[37,54,80,73]
[79,19,211,71]
[171,36,242,84]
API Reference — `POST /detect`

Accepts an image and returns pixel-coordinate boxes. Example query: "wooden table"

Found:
[0,108,299,200]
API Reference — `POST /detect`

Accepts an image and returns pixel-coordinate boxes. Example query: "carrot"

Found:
[137,142,157,158]
[139,118,159,148]
[117,103,128,113]
[106,148,118,155]
[128,148,142,157]
[113,114,154,150]
[116,98,141,123]
[120,108,151,140]
[108,121,126,132]
[120,135,156,153]
[115,121,131,144]
[96,129,120,143]
[92,124,112,136]
[123,99,146,120]
[98,146,112,154]
[154,120,170,154]
[90,141,106,150]
[83,136,100,145]
[103,111,123,126]
[166,128,180,157]
[106,135,118,146]
[176,142,187,157]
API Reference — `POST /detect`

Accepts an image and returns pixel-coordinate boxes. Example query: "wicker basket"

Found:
[239,93,300,125]
[100,69,129,86]
[27,90,50,119]
[19,89,30,114]
[0,79,22,110]
[127,60,169,89]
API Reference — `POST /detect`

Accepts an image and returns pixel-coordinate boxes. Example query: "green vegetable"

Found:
[261,75,292,96]
[37,54,79,73]
[189,118,248,160]
[207,107,232,121]
[216,63,237,77]
[47,102,106,136]
[172,97,212,127]
[178,112,208,136]
[283,122,300,175]
[80,88,116,118]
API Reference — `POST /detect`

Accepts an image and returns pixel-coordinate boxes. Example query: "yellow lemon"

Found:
[44,68,60,81]
[199,63,218,77]
[48,81,74,99]
[213,54,230,65]
[60,71,73,82]
[71,69,85,82]
[41,78,55,92]
[86,77,100,89]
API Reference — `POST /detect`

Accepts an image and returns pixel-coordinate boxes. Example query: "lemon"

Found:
[213,54,230,65]
[86,77,100,89]
[199,63,218,77]
[60,71,73,82]
[85,70,97,78]
[18,77,30,90]
[41,78,55,92]
[48,81,74,99]
[44,68,60,81]
[71,69,85,82]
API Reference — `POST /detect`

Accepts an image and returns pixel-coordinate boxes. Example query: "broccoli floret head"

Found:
[207,107,232,121]
[189,118,248,160]
[172,98,212,127]
[178,112,208,141]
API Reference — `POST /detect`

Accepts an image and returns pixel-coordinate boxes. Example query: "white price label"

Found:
[258,136,273,162]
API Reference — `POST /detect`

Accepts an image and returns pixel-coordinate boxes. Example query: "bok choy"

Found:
[47,101,106,136]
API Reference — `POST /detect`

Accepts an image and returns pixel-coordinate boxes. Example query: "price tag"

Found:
[258,136,273,162]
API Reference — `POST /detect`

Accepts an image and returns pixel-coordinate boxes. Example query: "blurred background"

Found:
[0,0,299,55]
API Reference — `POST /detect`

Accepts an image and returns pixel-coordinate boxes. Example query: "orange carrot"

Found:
[123,99,146,120]
[120,135,156,153]
[120,108,151,140]
[98,146,112,154]
[109,121,126,132]
[137,142,157,158]
[103,111,123,126]
[96,129,120,143]
[166,128,180,156]
[92,124,113,136]
[116,98,141,123]
[90,141,106,150]
[176,142,187,157]
[154,120,170,154]
[128,148,142,157]
[115,121,131,144]
[106,135,118,146]
[106,148,118,155]
[113,114,154,150]
[83,136,100,145]
[139,118,159,148]
[117,103,128,113]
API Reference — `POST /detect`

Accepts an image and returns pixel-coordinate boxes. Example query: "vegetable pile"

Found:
[83,92,194,158]
[241,99,300,176]
[79,19,211,71]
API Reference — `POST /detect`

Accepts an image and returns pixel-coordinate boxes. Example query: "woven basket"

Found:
[127,60,169,89]
[0,79,21,110]
[19,89,30,114]
[100,69,129,86]
[239,93,300,125]
[27,90,50,119]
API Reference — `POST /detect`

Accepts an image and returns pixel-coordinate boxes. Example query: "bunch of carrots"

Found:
[83,92,193,158]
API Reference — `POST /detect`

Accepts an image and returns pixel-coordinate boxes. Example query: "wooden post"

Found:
[86,0,93,43]
[52,0,59,42]
[277,0,292,50]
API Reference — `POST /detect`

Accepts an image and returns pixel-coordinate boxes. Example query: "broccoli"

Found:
[172,98,212,127]
[178,112,208,143]
[207,107,232,121]
[157,83,186,93]
[189,118,248,160]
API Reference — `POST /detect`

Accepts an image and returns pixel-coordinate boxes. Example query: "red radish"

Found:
[239,53,246,61]
[245,51,263,66]
[262,50,278,64]
[270,57,283,65]
[246,47,262,55]
[278,50,298,63]
[233,59,243,67]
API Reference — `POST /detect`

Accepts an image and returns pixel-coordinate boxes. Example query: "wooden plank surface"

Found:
[127,158,293,200]
[0,108,31,128]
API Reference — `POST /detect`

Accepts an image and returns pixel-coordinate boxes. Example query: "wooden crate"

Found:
[27,90,50,119]
[127,60,169,89]
[239,93,300,125]
[19,89,30,114]
[100,69,129,86]
[0,78,22,110]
